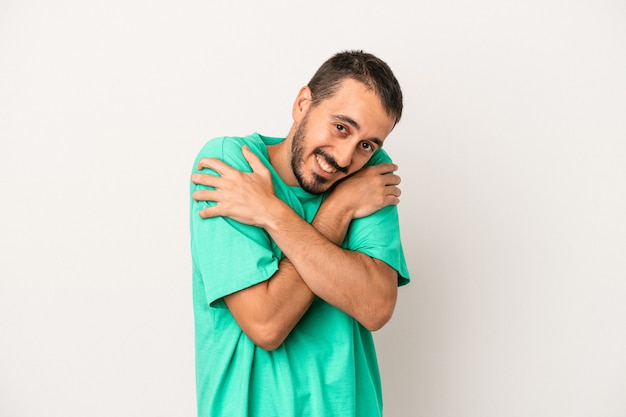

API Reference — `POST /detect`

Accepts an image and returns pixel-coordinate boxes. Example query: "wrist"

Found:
[261,197,296,232]
[312,194,354,245]
[319,191,355,222]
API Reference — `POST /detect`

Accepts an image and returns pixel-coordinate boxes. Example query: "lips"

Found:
[316,154,337,174]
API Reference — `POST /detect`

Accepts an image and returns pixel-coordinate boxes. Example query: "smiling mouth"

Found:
[314,150,349,176]
[316,154,337,174]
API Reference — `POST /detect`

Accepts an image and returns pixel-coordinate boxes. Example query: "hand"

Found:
[190,145,278,226]
[328,163,401,219]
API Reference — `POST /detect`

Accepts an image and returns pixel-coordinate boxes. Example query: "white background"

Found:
[1,1,625,416]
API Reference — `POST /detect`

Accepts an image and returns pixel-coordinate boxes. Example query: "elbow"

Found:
[254,338,284,352]
[245,322,287,352]
[359,259,399,331]
[362,304,395,332]
[361,290,397,332]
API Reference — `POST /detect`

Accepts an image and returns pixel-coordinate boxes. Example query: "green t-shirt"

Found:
[190,132,410,417]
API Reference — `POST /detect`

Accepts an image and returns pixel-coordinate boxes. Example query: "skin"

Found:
[191,78,402,350]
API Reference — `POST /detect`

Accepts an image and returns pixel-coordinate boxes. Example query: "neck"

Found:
[267,128,298,186]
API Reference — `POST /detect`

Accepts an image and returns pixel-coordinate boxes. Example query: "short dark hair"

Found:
[307,50,403,126]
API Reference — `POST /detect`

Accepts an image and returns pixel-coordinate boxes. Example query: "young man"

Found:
[190,50,410,417]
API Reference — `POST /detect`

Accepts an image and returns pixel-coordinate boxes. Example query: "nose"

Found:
[334,142,355,170]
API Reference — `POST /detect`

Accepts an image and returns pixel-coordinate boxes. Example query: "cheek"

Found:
[349,154,372,173]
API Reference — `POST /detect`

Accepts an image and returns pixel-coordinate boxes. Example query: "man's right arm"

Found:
[221,196,357,351]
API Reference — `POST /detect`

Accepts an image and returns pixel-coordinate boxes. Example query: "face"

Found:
[289,78,396,194]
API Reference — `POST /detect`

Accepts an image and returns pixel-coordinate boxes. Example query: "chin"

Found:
[298,175,333,195]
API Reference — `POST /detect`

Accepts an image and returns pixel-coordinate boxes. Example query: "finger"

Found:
[384,195,400,206]
[373,163,398,174]
[196,157,235,175]
[192,189,221,202]
[241,145,269,175]
[370,172,400,186]
[190,173,223,187]
[385,185,402,197]
[198,205,222,219]
[384,173,401,186]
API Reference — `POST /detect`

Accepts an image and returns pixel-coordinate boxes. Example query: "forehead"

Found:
[314,79,396,140]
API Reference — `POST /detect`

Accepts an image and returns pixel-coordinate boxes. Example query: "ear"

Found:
[292,86,312,122]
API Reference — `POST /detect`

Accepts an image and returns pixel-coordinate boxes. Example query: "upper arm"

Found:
[354,150,410,285]
[343,204,410,286]
[190,138,313,349]
[190,142,280,309]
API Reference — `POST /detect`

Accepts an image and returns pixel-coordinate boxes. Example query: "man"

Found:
[189,50,410,417]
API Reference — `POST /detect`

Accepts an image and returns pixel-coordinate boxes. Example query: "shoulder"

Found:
[194,133,267,173]
[197,133,264,157]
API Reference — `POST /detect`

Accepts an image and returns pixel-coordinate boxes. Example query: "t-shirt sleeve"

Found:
[342,149,410,286]
[190,137,280,308]
[342,205,410,286]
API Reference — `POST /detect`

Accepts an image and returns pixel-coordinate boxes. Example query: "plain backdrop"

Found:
[1,1,625,416]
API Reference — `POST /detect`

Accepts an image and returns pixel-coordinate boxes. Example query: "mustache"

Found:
[314,149,349,174]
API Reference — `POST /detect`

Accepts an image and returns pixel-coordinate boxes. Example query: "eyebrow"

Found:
[331,114,384,148]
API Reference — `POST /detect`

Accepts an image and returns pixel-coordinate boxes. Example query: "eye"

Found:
[360,141,374,153]
[335,124,347,133]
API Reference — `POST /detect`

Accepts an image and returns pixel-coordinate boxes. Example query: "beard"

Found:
[290,115,333,195]
[290,116,351,194]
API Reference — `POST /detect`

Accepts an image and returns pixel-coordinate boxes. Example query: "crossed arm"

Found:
[191,145,402,350]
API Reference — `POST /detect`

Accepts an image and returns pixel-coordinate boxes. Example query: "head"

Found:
[288,50,403,194]
[307,50,403,126]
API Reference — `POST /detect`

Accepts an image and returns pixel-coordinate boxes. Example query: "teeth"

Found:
[316,155,335,173]
[316,155,336,174]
